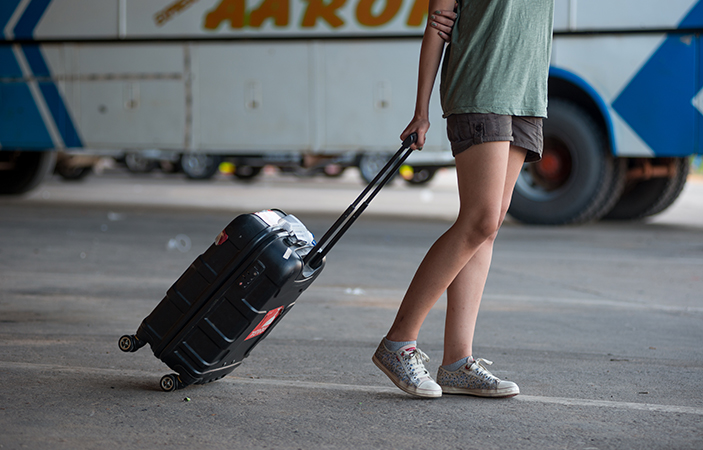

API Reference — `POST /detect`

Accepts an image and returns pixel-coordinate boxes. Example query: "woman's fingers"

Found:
[401,131,424,149]
[401,121,430,150]
[430,10,457,42]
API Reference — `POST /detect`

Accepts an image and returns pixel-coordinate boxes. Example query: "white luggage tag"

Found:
[278,215,316,246]
[277,215,316,260]
[254,210,284,227]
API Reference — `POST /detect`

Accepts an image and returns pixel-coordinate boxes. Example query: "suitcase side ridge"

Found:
[137,214,283,356]
[158,234,325,386]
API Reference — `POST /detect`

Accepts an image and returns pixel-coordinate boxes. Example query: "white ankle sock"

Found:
[383,337,416,352]
[442,356,474,372]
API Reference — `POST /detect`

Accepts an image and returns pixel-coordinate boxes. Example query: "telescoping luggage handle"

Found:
[304,133,418,269]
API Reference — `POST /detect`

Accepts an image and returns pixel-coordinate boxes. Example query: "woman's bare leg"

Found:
[385,141,517,343]
[441,145,527,365]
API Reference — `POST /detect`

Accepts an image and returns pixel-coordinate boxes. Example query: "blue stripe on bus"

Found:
[23,44,83,147]
[0,0,24,38]
[38,81,82,147]
[22,44,50,77]
[680,0,703,28]
[12,0,85,148]
[13,0,51,39]
[1,42,54,148]
[613,35,697,157]
[0,83,54,149]
[1,42,83,149]
[0,45,23,77]
[612,1,701,157]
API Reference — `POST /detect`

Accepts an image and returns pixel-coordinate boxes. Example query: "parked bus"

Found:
[1,0,700,224]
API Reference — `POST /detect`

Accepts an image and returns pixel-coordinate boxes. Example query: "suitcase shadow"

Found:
[99,378,165,393]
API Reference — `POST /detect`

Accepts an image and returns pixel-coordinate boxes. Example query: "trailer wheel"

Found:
[233,165,262,180]
[124,152,158,173]
[0,151,56,195]
[402,166,437,186]
[56,164,92,181]
[358,152,397,184]
[604,157,689,220]
[181,153,221,180]
[159,159,182,174]
[323,164,346,178]
[509,99,626,225]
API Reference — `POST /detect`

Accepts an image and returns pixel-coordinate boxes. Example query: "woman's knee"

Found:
[456,209,502,244]
[476,213,502,241]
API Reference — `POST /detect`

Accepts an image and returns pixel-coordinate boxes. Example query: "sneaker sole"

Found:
[372,355,442,399]
[440,385,519,398]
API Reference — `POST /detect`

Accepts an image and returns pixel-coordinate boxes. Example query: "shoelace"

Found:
[470,358,499,383]
[403,348,432,382]
[475,358,493,370]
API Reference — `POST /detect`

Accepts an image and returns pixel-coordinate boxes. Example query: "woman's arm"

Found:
[401,0,457,149]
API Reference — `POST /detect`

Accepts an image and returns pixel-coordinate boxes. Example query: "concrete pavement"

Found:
[1,169,702,449]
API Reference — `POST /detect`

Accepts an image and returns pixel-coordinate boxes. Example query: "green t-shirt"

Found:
[440,0,554,118]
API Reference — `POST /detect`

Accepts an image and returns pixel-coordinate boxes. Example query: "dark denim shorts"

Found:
[446,113,543,163]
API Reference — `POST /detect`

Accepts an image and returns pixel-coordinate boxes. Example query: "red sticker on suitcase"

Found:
[245,306,284,340]
[215,230,228,245]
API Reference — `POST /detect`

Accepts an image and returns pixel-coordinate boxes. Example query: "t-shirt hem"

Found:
[442,107,547,119]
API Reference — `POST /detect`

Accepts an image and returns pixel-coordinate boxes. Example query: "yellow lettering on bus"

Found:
[406,0,429,26]
[356,0,402,27]
[204,0,246,29]
[155,0,201,26]
[250,0,290,27]
[301,0,346,28]
[204,0,428,31]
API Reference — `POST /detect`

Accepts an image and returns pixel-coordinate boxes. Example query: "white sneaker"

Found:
[372,340,442,398]
[437,358,519,398]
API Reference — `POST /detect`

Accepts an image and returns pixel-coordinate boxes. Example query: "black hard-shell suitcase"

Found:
[118,134,417,391]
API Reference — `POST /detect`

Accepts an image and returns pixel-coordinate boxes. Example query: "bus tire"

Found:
[181,153,221,180]
[323,164,346,178]
[0,150,56,195]
[57,165,92,181]
[604,157,689,220]
[508,99,626,225]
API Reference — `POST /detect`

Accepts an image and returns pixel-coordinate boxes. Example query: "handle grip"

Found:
[402,133,418,148]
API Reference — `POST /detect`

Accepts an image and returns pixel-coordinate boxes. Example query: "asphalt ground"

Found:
[1,167,702,449]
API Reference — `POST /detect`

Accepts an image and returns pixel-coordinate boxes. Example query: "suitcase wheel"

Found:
[160,374,184,392]
[118,334,144,353]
